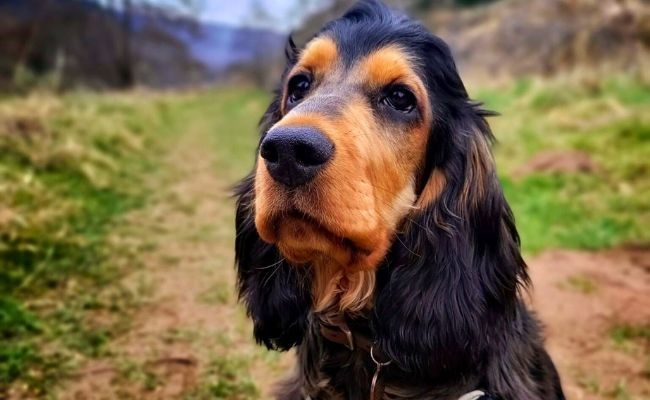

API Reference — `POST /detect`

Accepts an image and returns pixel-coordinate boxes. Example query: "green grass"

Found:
[0,92,171,395]
[610,323,650,348]
[561,274,599,295]
[473,72,650,253]
[0,88,270,397]
[185,356,259,400]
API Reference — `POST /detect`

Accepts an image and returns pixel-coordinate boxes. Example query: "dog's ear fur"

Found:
[374,41,529,377]
[234,36,311,351]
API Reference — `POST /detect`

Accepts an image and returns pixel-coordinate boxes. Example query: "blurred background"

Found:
[0,0,648,399]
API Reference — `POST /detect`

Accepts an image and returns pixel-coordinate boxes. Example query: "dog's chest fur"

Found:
[283,308,481,400]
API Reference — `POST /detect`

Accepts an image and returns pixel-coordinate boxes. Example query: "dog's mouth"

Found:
[256,207,390,271]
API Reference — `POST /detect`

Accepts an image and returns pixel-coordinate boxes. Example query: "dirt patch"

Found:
[516,150,600,176]
[530,246,650,399]
[59,128,286,399]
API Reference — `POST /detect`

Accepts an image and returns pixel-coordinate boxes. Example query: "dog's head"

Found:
[254,1,464,271]
[237,0,526,319]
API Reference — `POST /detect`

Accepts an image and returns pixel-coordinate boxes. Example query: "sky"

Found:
[203,1,326,30]
[136,0,331,32]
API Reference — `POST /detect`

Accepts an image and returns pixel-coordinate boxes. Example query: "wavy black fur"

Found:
[235,1,565,398]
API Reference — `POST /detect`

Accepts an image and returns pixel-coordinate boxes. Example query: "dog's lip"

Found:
[275,209,373,256]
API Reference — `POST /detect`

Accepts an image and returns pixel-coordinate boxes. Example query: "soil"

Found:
[530,247,650,400]
[516,150,600,177]
[60,130,291,399]
[60,130,649,399]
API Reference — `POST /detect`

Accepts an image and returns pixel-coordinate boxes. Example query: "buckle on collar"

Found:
[458,391,486,400]
[341,323,354,350]
[319,321,355,350]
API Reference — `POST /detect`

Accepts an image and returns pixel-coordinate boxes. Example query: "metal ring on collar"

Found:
[370,344,391,367]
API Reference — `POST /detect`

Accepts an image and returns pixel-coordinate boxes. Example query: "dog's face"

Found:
[254,33,440,272]
[238,2,529,353]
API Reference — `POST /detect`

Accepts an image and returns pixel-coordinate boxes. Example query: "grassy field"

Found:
[0,71,648,398]
[0,92,171,395]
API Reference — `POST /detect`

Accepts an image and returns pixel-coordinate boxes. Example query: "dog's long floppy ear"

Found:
[373,39,529,377]
[234,36,311,351]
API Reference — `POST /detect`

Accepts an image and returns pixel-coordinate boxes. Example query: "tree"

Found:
[116,0,202,88]
[1,0,206,90]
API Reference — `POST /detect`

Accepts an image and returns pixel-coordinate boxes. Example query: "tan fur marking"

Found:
[357,45,427,101]
[415,169,446,210]
[296,36,338,78]
[312,258,376,314]
[459,134,494,214]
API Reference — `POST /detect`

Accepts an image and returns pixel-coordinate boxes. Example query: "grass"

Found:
[185,356,259,400]
[0,92,173,396]
[610,323,650,349]
[561,274,599,295]
[472,72,650,253]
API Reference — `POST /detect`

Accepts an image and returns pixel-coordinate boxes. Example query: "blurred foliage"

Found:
[185,356,258,399]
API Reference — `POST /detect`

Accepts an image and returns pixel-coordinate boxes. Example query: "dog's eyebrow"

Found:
[356,45,420,90]
[297,36,339,78]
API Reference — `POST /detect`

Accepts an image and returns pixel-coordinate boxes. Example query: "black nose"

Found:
[260,126,334,188]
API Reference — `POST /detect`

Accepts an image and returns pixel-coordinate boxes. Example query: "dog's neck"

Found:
[311,256,376,315]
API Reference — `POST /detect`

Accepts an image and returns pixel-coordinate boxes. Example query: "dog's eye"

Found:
[287,74,312,105]
[382,85,417,114]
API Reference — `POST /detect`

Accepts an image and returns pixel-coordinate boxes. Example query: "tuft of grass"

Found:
[609,380,632,400]
[197,282,233,305]
[575,371,601,395]
[610,323,650,348]
[561,274,599,295]
[185,356,258,400]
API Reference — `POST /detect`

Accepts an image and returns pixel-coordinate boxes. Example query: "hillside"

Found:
[292,0,650,80]
[0,0,285,89]
[427,0,650,79]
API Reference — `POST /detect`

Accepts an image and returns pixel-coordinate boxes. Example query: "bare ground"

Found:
[60,128,290,399]
[531,247,650,400]
[59,129,649,399]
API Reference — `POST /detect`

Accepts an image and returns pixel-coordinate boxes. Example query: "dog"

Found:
[235,1,566,399]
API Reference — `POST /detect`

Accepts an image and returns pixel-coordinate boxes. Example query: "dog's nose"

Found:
[260,126,334,188]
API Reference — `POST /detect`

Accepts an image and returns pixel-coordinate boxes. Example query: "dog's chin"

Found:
[255,211,391,272]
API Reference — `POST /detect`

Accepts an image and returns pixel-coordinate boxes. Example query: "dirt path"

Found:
[61,124,289,399]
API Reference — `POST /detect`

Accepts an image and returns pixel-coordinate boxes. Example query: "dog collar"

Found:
[318,315,488,400]
[305,390,486,400]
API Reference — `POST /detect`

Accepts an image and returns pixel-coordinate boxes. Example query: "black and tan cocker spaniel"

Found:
[234,1,565,399]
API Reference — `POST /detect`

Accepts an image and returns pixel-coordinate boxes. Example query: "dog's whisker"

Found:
[256,258,285,271]
[260,258,285,288]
